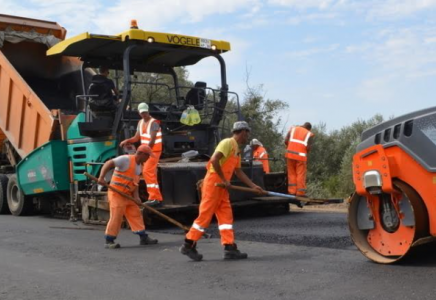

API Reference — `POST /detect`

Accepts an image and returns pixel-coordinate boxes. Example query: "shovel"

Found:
[215,183,326,203]
[84,172,197,234]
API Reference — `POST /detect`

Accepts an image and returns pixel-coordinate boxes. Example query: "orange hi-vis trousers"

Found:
[287,159,307,196]
[143,151,163,201]
[105,190,146,238]
[186,172,235,245]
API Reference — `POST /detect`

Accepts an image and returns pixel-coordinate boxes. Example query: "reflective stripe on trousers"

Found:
[287,159,307,195]
[218,224,233,230]
[286,150,306,157]
[143,151,163,201]
[146,184,160,189]
[186,138,239,245]
[192,222,205,232]
[186,173,235,245]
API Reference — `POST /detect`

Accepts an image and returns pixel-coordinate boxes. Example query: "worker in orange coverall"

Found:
[284,122,314,197]
[250,138,270,173]
[98,144,158,249]
[120,102,163,207]
[179,121,264,261]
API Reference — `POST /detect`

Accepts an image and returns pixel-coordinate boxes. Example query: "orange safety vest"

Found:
[207,138,241,181]
[139,118,162,152]
[109,155,140,196]
[286,126,314,162]
[253,146,270,173]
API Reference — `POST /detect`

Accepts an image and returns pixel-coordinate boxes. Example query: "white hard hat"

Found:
[232,121,251,132]
[250,139,262,147]
[138,102,149,113]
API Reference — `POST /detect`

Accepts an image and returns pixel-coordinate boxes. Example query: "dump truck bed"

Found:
[0,129,5,149]
[0,14,83,159]
[0,48,57,158]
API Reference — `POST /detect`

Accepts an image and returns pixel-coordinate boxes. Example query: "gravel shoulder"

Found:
[300,202,348,213]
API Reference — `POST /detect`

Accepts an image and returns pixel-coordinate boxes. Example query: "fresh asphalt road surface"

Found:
[1,210,436,300]
[153,208,355,250]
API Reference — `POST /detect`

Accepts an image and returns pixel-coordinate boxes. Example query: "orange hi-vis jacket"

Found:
[206,139,240,180]
[253,146,270,173]
[286,126,314,162]
[139,118,162,152]
[109,155,140,196]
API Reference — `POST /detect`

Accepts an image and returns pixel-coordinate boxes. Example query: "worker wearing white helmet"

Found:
[250,139,270,173]
[120,102,163,207]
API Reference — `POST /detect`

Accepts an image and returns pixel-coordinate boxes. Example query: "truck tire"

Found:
[0,174,10,214]
[7,174,34,216]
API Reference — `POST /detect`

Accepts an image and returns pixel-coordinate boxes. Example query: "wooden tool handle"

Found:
[215,183,267,195]
[159,157,182,163]
[84,172,190,232]
[215,183,324,203]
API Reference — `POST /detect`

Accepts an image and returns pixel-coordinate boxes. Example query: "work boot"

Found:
[105,241,121,249]
[179,240,203,261]
[144,200,163,208]
[224,243,248,260]
[140,234,158,245]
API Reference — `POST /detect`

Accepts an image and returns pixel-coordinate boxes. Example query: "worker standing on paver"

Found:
[98,145,158,249]
[180,121,264,261]
[120,102,163,207]
[250,139,270,173]
[284,122,314,197]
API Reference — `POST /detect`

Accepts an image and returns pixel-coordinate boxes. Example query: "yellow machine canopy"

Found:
[47,27,231,72]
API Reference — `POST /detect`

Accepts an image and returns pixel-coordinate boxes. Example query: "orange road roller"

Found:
[349,107,436,263]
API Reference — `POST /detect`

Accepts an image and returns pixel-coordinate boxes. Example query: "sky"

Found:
[2,0,436,131]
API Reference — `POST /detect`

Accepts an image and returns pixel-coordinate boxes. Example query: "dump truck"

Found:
[0,14,303,224]
[349,107,436,263]
[0,14,84,215]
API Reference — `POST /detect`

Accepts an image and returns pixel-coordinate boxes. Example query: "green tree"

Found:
[111,67,193,107]
[335,114,384,196]
[307,114,384,198]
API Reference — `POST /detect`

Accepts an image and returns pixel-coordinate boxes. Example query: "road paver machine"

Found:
[0,15,291,223]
